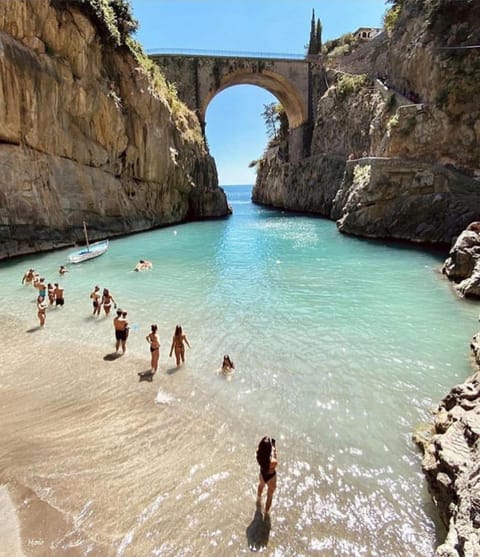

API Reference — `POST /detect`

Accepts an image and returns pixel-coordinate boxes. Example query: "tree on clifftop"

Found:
[307,9,322,56]
[262,102,288,145]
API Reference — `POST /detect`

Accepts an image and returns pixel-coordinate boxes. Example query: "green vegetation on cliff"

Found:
[54,0,203,144]
[322,33,356,58]
[54,0,138,46]
[336,73,369,98]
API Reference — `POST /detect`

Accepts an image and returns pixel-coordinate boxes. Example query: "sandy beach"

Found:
[0,313,271,556]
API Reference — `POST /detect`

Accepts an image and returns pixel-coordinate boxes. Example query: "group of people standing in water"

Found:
[22,264,278,516]
[21,263,195,375]
[22,267,67,327]
[144,323,190,376]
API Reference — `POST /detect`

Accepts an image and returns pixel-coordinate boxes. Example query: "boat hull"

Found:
[68,240,109,263]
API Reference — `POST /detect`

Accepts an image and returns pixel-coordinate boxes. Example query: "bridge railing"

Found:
[147,47,312,61]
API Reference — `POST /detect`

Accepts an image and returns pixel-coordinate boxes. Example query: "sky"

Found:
[130,0,388,185]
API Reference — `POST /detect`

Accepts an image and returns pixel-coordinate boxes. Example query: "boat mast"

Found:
[83,220,90,251]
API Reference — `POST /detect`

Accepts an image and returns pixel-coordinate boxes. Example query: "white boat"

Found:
[68,222,109,263]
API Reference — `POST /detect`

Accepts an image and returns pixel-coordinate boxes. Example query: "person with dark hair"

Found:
[37,295,47,327]
[22,268,36,285]
[169,324,190,367]
[256,436,278,515]
[90,285,102,316]
[134,259,153,272]
[35,277,47,299]
[54,283,65,307]
[113,309,128,354]
[221,354,235,374]
[47,283,55,306]
[146,324,160,375]
[101,288,116,316]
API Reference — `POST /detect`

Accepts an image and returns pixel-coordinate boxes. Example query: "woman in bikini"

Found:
[256,436,278,515]
[37,295,47,327]
[101,288,117,316]
[169,325,191,367]
[146,324,160,375]
[47,283,55,305]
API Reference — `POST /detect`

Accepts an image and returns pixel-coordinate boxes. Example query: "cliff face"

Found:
[0,0,229,258]
[413,367,480,557]
[253,0,480,247]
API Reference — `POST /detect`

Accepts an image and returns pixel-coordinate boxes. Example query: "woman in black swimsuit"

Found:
[256,436,278,515]
[146,324,160,375]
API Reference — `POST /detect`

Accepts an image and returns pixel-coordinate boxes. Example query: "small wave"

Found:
[155,389,175,405]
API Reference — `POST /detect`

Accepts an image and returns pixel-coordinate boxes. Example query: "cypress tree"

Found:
[308,9,316,55]
[315,18,322,54]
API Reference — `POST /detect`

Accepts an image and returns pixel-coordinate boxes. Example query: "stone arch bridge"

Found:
[150,50,325,162]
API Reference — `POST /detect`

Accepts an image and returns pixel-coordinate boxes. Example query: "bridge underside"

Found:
[201,69,307,129]
[151,55,312,130]
[151,54,323,161]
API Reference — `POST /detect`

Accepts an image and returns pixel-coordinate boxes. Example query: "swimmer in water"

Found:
[221,354,235,374]
[134,259,153,272]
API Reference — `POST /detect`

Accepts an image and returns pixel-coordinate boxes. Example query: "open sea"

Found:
[0,184,478,556]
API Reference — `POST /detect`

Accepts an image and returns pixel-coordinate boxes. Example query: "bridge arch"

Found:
[151,54,312,131]
[200,68,307,129]
[150,53,322,161]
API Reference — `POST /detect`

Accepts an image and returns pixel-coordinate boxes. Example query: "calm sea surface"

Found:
[0,185,478,556]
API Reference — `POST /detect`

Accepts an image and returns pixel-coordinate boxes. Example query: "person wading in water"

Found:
[256,436,278,515]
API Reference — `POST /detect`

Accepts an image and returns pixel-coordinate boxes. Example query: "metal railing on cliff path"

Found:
[146,47,320,62]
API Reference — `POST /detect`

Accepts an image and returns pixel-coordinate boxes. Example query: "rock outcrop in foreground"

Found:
[0,1,230,259]
[414,366,480,557]
[443,224,480,298]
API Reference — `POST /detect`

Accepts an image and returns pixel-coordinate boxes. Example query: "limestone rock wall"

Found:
[334,158,480,246]
[442,224,480,298]
[386,0,480,173]
[253,1,480,247]
[0,0,229,258]
[252,153,346,216]
[414,368,480,557]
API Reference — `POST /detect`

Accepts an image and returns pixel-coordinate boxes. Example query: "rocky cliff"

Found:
[253,0,480,247]
[414,366,480,557]
[0,0,230,259]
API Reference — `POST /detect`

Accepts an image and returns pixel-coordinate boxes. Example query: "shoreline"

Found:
[0,314,181,556]
[0,238,475,555]
[0,312,267,556]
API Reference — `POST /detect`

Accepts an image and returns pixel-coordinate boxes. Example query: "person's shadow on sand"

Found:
[246,502,271,552]
[166,366,180,375]
[26,326,42,333]
[138,370,154,382]
[103,352,123,361]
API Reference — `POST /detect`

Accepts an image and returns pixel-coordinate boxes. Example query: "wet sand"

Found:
[0,314,267,556]
[0,485,24,557]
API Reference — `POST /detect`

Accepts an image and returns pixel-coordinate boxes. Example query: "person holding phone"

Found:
[256,436,278,515]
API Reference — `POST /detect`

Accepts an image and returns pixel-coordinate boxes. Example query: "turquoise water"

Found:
[1,185,478,555]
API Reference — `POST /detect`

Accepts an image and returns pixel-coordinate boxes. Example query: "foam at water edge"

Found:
[155,389,175,405]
